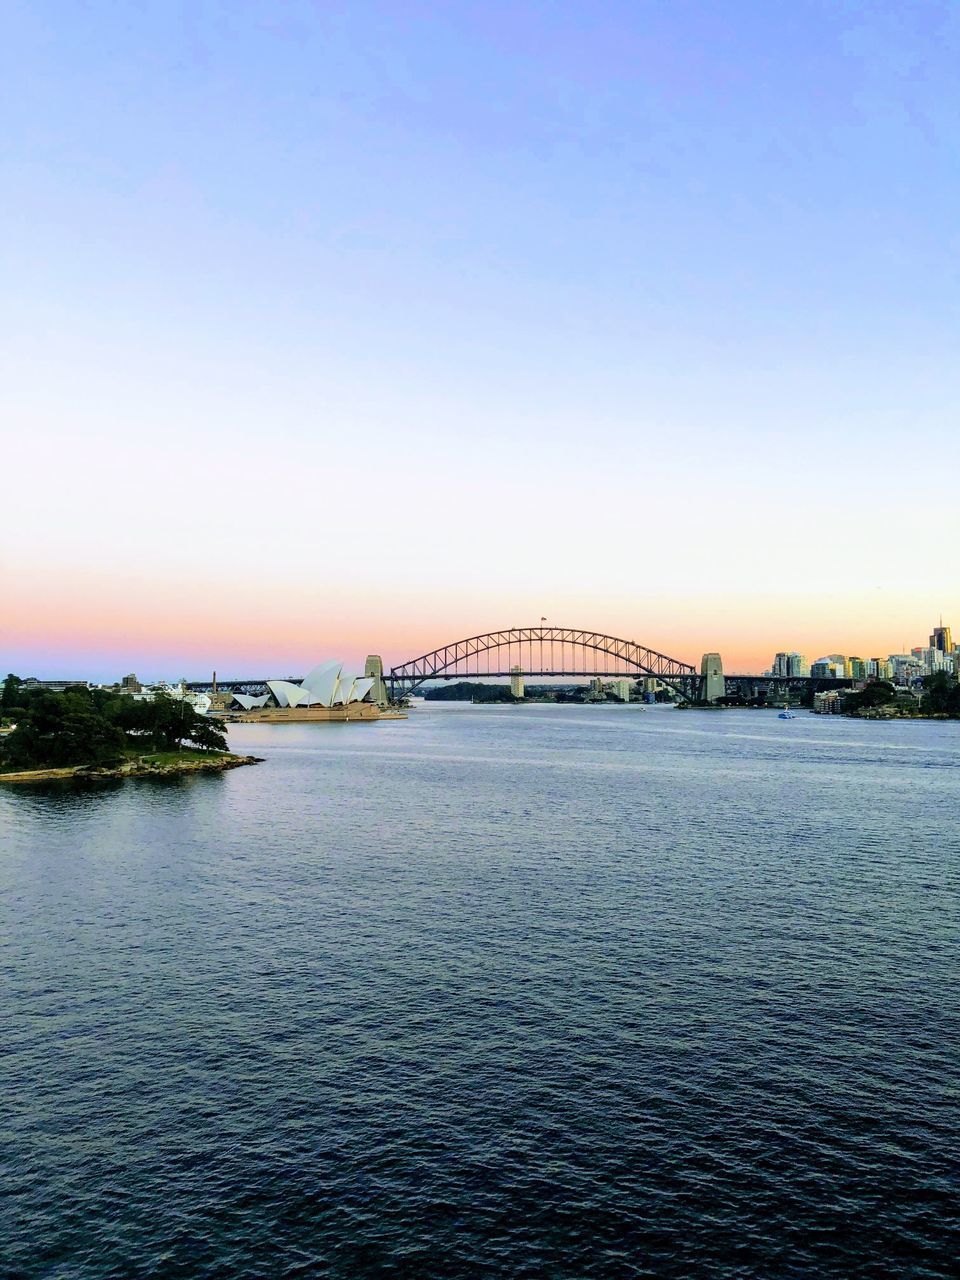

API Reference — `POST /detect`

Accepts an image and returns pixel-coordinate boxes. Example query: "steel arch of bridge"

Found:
[388,627,698,698]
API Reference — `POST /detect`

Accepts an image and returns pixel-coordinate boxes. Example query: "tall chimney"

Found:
[212,670,217,694]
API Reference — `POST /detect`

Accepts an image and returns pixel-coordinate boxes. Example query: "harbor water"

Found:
[2,705,958,1277]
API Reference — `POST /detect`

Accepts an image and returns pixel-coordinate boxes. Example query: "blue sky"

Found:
[3,1,958,676]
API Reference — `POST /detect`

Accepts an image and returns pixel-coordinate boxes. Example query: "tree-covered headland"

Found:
[842,674,960,717]
[0,675,229,771]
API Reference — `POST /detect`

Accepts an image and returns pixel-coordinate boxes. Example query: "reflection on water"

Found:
[2,705,958,1278]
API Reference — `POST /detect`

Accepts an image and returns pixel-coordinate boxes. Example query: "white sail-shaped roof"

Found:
[304,663,341,707]
[265,663,376,710]
[266,680,290,707]
[267,679,313,708]
[351,677,375,703]
[301,661,340,694]
[334,674,357,705]
[234,693,269,710]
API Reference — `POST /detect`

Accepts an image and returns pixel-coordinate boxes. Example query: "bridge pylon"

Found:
[365,655,388,708]
[699,653,725,703]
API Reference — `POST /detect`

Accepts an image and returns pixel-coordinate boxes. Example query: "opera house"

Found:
[230,661,388,722]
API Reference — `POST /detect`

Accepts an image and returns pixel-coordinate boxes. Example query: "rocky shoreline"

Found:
[0,754,264,785]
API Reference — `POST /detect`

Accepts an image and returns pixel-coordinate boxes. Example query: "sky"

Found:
[2,0,958,679]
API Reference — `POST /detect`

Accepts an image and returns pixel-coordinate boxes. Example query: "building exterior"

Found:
[889,654,925,686]
[912,646,953,675]
[813,690,846,714]
[120,673,141,693]
[611,679,632,702]
[772,652,810,677]
[21,678,89,692]
[510,666,525,698]
[929,621,953,652]
[230,661,382,721]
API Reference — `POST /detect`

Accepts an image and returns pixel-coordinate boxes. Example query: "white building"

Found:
[131,683,212,715]
[233,661,376,712]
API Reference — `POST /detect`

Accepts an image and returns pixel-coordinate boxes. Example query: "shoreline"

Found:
[0,752,264,785]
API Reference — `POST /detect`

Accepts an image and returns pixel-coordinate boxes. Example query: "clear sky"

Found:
[2,1,958,679]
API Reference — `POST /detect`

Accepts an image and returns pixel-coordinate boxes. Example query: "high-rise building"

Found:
[889,654,924,685]
[771,652,810,677]
[917,647,952,674]
[510,665,525,698]
[929,620,953,652]
[824,654,852,678]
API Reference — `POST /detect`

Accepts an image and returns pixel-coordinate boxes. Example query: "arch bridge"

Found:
[387,626,699,700]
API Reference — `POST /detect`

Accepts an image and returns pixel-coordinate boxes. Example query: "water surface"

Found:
[2,705,958,1277]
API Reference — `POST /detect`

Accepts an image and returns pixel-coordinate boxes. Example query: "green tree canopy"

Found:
[0,685,228,770]
[843,680,897,713]
[922,671,960,716]
[1,673,24,710]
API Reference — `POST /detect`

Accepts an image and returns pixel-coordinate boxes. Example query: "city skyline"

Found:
[4,598,954,685]
[3,3,959,679]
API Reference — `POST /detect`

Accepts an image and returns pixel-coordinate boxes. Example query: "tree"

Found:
[843,681,896,714]
[132,693,229,752]
[1,691,125,769]
[922,672,960,717]
[185,714,229,752]
[1,673,23,711]
[0,686,229,771]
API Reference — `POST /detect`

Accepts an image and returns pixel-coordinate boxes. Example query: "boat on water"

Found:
[778,707,797,720]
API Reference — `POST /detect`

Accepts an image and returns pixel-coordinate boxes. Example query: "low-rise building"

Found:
[813,690,846,714]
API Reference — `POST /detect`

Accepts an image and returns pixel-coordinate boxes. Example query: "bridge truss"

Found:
[387,626,698,699]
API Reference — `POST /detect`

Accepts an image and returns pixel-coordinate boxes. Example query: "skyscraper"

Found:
[929,620,953,652]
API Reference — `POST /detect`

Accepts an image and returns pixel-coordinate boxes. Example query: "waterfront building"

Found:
[812,690,845,714]
[133,682,212,715]
[611,679,632,702]
[585,677,606,702]
[231,662,377,718]
[510,666,525,698]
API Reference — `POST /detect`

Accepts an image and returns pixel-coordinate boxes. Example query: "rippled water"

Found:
[2,704,958,1278]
